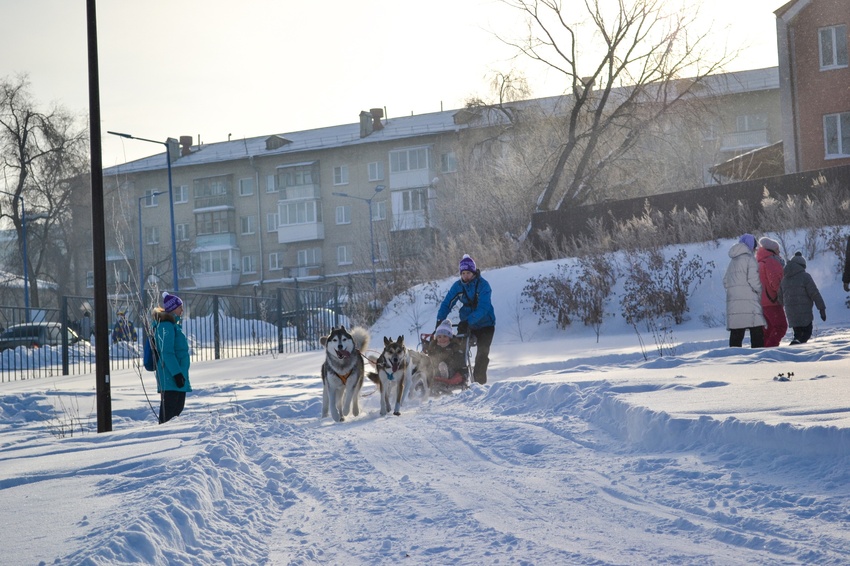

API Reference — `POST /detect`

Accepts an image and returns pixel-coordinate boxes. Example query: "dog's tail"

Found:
[350,326,370,353]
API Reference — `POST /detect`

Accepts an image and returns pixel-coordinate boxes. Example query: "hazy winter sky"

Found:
[1,0,786,167]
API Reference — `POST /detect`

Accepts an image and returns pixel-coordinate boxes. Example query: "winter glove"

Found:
[819,309,826,322]
[174,373,185,388]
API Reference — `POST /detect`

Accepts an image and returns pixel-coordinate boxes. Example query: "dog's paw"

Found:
[393,411,401,416]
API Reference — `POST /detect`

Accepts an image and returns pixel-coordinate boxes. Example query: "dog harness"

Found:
[331,348,362,385]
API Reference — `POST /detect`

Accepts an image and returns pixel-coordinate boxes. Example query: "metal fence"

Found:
[0,281,349,381]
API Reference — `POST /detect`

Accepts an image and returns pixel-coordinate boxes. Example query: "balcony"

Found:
[281,185,320,201]
[196,233,237,249]
[193,192,234,211]
[389,167,435,190]
[278,222,324,244]
[192,269,241,289]
[285,264,324,279]
[720,130,769,152]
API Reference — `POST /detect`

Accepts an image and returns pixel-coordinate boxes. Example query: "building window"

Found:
[144,189,159,207]
[267,212,279,232]
[368,161,384,181]
[196,250,237,274]
[280,201,321,226]
[336,205,351,225]
[819,25,848,69]
[824,112,850,158]
[176,223,190,241]
[373,200,387,221]
[269,252,282,271]
[266,174,278,193]
[145,226,159,245]
[298,247,322,266]
[440,151,457,173]
[401,188,426,212]
[196,210,236,235]
[86,271,94,288]
[174,185,189,204]
[735,114,767,132]
[239,177,254,196]
[377,241,389,262]
[240,215,256,235]
[333,165,349,185]
[337,245,352,265]
[242,255,256,274]
[278,165,315,188]
[390,147,431,173]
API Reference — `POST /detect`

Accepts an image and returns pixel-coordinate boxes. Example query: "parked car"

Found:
[0,322,82,351]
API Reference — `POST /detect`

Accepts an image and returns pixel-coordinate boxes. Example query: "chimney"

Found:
[179,135,193,157]
[359,111,373,138]
[370,107,384,131]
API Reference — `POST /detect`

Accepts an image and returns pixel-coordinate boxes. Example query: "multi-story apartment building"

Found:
[777,0,850,173]
[91,67,788,301]
[100,109,464,299]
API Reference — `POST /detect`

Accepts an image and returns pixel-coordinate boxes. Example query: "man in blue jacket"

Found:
[436,254,495,384]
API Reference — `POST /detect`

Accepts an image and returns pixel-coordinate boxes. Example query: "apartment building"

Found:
[100,108,466,298]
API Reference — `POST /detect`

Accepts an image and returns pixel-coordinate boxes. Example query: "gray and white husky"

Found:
[320,326,370,422]
[370,335,429,416]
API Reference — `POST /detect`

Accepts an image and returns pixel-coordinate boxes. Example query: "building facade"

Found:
[777,0,850,173]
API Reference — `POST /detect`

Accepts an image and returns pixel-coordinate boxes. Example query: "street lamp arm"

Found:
[107,131,165,147]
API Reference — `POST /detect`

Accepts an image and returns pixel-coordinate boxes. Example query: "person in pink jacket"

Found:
[757,237,787,347]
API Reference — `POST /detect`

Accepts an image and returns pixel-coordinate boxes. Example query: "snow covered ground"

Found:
[2,238,850,565]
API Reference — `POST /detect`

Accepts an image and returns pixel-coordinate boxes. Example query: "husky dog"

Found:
[320,326,370,422]
[371,335,429,416]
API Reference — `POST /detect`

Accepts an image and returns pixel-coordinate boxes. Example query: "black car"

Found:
[0,322,82,351]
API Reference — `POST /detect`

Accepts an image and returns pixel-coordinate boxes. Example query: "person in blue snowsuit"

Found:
[152,291,192,424]
[436,254,495,384]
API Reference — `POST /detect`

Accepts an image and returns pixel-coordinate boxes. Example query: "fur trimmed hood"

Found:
[152,308,178,324]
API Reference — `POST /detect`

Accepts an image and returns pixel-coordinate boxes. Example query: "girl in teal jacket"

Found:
[152,292,191,423]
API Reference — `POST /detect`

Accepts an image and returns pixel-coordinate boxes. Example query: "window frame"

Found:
[819,24,849,70]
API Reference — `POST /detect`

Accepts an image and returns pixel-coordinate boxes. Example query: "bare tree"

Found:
[499,0,733,211]
[0,75,88,307]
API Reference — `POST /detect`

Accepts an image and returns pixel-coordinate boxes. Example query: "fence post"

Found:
[213,294,221,360]
[61,295,70,376]
[276,287,284,353]
[294,279,304,341]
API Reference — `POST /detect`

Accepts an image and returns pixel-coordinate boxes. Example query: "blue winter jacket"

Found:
[437,271,496,330]
[152,309,191,393]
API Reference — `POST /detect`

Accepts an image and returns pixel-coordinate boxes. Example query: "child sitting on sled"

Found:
[424,319,468,389]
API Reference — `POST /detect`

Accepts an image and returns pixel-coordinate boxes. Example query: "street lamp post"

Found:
[138,191,164,304]
[332,185,384,291]
[108,131,179,292]
[0,191,29,320]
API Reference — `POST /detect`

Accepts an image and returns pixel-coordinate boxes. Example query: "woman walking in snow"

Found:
[152,291,192,423]
[723,234,765,348]
[757,237,787,347]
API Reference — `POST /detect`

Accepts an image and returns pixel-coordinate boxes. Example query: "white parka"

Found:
[723,242,766,330]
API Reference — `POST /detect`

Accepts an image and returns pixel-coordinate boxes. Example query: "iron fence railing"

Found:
[0,281,355,381]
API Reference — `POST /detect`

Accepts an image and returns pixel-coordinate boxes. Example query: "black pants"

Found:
[159,391,186,424]
[729,326,764,348]
[790,324,813,344]
[470,326,495,384]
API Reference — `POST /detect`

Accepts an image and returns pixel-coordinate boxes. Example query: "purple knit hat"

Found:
[162,291,183,313]
[459,254,477,274]
[738,234,756,250]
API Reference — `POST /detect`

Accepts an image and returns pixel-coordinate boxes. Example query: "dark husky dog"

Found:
[370,335,429,416]
[320,326,370,422]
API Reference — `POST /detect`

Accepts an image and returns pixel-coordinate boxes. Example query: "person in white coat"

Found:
[723,233,765,348]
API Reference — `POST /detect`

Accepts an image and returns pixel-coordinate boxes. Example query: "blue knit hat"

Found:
[738,234,756,250]
[162,291,183,313]
[459,254,477,274]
